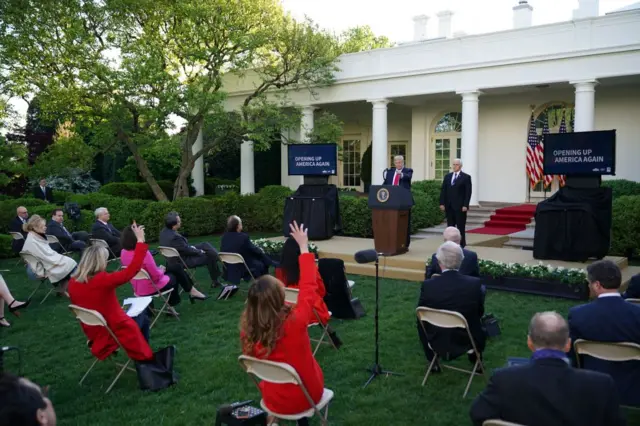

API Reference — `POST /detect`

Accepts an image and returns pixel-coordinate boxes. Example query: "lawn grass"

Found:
[0,235,635,425]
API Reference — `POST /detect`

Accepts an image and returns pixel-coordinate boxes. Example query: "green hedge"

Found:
[100,178,239,200]
[0,234,13,259]
[611,195,640,258]
[0,199,49,234]
[602,179,640,199]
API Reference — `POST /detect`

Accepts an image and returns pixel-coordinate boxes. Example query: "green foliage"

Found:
[30,134,95,179]
[204,178,240,195]
[0,234,13,258]
[0,135,28,187]
[117,136,181,182]
[100,183,156,200]
[0,198,48,234]
[360,144,372,185]
[602,179,640,199]
[338,26,394,53]
[307,110,344,144]
[611,195,640,258]
[30,169,101,194]
[340,196,373,237]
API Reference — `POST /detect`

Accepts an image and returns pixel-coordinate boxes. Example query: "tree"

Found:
[338,26,394,53]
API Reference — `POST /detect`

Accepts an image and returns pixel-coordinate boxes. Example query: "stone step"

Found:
[503,228,535,249]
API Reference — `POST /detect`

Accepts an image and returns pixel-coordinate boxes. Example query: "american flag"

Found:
[526,113,542,188]
[540,115,554,188]
[558,112,567,187]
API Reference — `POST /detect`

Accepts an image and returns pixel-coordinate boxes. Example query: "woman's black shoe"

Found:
[189,294,210,304]
[328,331,343,349]
[8,299,31,317]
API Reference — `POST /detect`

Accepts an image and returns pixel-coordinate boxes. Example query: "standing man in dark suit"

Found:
[47,208,89,254]
[159,211,222,288]
[470,311,624,426]
[220,215,276,284]
[33,178,54,203]
[9,206,29,253]
[425,226,480,280]
[417,241,485,371]
[569,259,640,407]
[383,155,413,248]
[90,207,122,257]
[439,158,472,247]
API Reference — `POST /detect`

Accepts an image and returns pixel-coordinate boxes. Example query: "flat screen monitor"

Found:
[543,130,616,176]
[287,143,338,176]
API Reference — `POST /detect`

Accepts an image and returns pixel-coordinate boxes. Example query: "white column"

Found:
[240,140,255,194]
[457,90,481,206]
[191,127,205,196]
[368,99,390,185]
[571,80,598,132]
[301,106,316,142]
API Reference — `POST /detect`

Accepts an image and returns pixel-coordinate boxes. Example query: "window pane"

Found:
[342,139,362,187]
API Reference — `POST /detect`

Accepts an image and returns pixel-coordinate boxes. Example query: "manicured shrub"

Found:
[0,199,48,234]
[602,179,640,199]
[611,195,640,258]
[0,234,14,258]
[340,196,373,238]
[205,177,240,195]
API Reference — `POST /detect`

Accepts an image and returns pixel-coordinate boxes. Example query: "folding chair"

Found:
[90,239,120,265]
[19,252,55,304]
[218,252,255,285]
[626,298,640,305]
[483,421,525,426]
[284,287,337,356]
[9,232,25,266]
[46,234,72,256]
[238,355,334,426]
[416,306,485,398]
[157,246,198,287]
[68,304,137,394]
[126,267,177,328]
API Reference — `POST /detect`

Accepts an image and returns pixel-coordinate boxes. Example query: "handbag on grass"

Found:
[482,313,501,337]
[136,345,179,391]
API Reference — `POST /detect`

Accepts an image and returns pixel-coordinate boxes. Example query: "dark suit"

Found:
[425,248,480,279]
[569,295,640,407]
[220,231,275,284]
[383,167,413,248]
[47,220,88,253]
[470,357,624,426]
[91,220,122,257]
[417,270,485,361]
[34,185,54,202]
[623,273,640,299]
[439,171,472,247]
[159,227,220,283]
[9,216,27,253]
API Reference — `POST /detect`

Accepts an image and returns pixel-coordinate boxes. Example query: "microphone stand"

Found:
[363,256,402,388]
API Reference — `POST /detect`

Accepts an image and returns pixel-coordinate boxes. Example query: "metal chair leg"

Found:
[40,287,55,304]
[79,358,100,385]
[105,359,131,394]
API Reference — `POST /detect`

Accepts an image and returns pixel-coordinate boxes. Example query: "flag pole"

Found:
[527,104,535,203]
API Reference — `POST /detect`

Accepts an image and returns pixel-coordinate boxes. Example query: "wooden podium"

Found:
[368,185,415,256]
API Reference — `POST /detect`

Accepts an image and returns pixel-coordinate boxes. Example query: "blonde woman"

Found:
[21,215,77,294]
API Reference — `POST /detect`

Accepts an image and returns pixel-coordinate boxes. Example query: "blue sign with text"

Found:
[543,130,616,176]
[287,143,338,176]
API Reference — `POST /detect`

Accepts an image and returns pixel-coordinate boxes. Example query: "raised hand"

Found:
[132,221,145,243]
[289,221,309,253]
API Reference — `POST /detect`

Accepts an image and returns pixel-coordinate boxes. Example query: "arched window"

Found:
[434,112,462,133]
[535,103,574,135]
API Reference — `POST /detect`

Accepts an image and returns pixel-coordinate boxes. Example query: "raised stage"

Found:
[268,234,639,288]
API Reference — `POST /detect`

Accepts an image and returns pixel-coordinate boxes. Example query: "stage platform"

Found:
[268,234,640,287]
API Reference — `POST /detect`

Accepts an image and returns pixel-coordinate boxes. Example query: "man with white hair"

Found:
[470,312,623,426]
[417,241,486,370]
[426,226,479,279]
[439,158,472,247]
[90,207,122,257]
[383,155,414,248]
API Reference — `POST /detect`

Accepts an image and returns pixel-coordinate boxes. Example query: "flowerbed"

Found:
[253,238,319,259]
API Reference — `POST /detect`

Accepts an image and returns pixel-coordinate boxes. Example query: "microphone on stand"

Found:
[354,249,381,264]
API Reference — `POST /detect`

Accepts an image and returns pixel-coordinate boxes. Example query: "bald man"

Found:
[425,227,479,279]
[9,206,29,252]
[470,312,623,426]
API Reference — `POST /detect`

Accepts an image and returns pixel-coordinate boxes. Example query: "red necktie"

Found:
[393,172,400,186]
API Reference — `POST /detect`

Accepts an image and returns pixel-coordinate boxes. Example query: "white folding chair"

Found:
[90,239,120,265]
[347,280,355,289]
[127,267,177,328]
[416,307,485,398]
[157,246,198,288]
[69,304,137,394]
[626,298,640,305]
[219,252,255,283]
[284,287,337,356]
[238,355,334,425]
[19,252,55,304]
[483,420,526,426]
[46,234,72,256]
[9,232,25,265]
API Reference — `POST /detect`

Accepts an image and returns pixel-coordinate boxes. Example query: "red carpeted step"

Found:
[468,203,536,235]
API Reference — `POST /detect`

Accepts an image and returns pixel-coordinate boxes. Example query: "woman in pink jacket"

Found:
[119,225,208,315]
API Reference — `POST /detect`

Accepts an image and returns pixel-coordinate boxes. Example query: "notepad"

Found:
[123,296,152,317]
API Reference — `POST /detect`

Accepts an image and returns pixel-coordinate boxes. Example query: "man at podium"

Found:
[383,155,413,248]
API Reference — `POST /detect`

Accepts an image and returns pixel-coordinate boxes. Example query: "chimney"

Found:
[513,1,533,29]
[437,11,454,38]
[412,15,429,41]
[573,0,599,19]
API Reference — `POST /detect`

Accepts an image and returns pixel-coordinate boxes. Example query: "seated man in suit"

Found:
[425,226,480,279]
[569,259,640,407]
[90,207,122,257]
[417,241,486,372]
[9,206,29,253]
[220,215,276,283]
[47,208,89,254]
[470,311,623,426]
[33,178,54,203]
[159,211,222,288]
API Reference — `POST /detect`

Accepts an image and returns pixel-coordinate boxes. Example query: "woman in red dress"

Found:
[68,222,153,361]
[240,222,325,426]
[275,237,342,348]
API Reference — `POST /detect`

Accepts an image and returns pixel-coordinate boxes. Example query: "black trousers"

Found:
[184,242,221,282]
[446,206,467,247]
